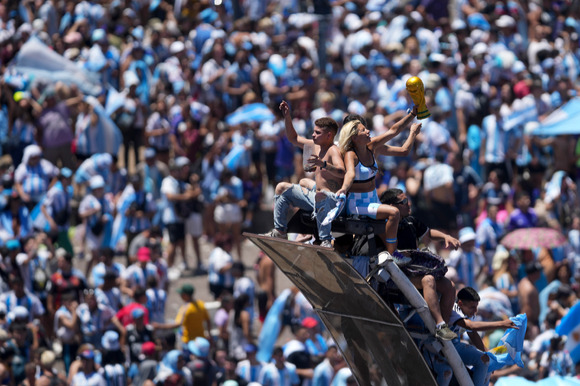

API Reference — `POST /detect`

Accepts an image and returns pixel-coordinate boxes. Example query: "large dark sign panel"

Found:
[247,234,437,386]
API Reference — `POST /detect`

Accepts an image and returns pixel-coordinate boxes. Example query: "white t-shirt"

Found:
[208,247,234,287]
[160,175,182,224]
[71,371,106,386]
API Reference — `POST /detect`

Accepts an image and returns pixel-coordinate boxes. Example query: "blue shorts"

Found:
[346,190,381,219]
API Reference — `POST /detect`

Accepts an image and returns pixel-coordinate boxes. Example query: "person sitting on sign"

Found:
[380,188,459,341]
[450,287,517,386]
[263,100,345,248]
[336,107,420,257]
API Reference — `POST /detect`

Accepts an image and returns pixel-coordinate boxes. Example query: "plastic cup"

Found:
[303,142,316,172]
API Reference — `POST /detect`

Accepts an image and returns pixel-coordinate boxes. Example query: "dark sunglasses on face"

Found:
[395,198,408,206]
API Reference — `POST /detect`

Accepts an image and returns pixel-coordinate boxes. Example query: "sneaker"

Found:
[320,240,333,248]
[435,324,457,341]
[261,229,287,239]
[377,250,412,267]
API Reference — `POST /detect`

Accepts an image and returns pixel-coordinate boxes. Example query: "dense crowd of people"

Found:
[0,0,580,385]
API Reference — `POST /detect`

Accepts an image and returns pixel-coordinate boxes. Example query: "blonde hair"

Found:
[338,120,362,155]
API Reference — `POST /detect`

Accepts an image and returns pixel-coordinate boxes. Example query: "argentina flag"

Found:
[5,37,102,96]
[556,301,580,363]
[533,97,580,136]
[487,313,527,372]
[226,103,274,126]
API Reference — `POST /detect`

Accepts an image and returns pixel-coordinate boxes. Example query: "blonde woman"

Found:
[336,109,421,259]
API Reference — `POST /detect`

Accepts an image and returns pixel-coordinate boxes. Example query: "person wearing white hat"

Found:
[79,174,114,275]
[447,227,487,291]
[100,330,127,385]
[13,144,59,209]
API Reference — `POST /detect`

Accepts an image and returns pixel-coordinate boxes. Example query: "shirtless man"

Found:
[264,100,345,248]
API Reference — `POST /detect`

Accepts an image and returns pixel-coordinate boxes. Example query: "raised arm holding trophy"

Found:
[406,76,431,120]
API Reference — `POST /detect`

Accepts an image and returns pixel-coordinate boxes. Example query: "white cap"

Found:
[170,40,185,54]
[471,42,488,56]
[89,175,106,190]
[451,19,467,30]
[496,15,516,28]
[458,227,476,244]
[13,306,29,320]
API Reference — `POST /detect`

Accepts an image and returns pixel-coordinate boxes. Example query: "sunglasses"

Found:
[394,198,408,206]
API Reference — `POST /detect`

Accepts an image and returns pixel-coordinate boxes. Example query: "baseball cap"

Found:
[80,350,95,360]
[12,306,29,320]
[60,167,73,178]
[458,227,476,244]
[174,156,190,168]
[89,175,105,190]
[137,247,151,262]
[301,317,318,329]
[132,308,145,319]
[243,343,258,353]
[187,337,210,358]
[141,341,156,356]
[177,284,194,295]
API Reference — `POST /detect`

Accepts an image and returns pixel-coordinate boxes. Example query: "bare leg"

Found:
[192,236,202,268]
[436,277,456,323]
[167,242,176,267]
[232,222,243,261]
[375,204,400,254]
[411,275,444,325]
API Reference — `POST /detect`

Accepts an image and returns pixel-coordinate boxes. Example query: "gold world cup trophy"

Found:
[406,76,431,120]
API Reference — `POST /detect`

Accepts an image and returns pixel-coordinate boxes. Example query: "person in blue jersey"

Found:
[122,174,156,251]
[312,342,344,386]
[7,91,37,166]
[74,153,113,188]
[145,95,171,165]
[236,343,265,384]
[258,346,300,386]
[0,191,32,244]
[71,349,106,386]
[136,148,169,202]
[79,175,114,276]
[40,167,73,253]
[161,156,195,269]
[13,144,59,210]
[449,287,517,386]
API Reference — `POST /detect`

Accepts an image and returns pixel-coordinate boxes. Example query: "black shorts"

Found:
[166,222,185,243]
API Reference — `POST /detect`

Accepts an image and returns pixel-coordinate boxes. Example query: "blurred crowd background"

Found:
[1,0,580,384]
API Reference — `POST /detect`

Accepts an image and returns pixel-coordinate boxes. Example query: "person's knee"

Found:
[438,276,455,294]
[422,274,436,288]
[275,182,292,196]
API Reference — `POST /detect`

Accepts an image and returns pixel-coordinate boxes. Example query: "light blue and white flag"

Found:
[5,37,102,95]
[533,97,580,136]
[488,313,527,372]
[257,288,292,363]
[83,96,123,155]
[226,103,274,126]
[556,301,580,363]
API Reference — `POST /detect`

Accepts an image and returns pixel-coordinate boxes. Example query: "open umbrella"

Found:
[500,227,567,250]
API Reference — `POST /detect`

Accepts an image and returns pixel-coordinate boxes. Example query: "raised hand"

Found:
[279,100,290,117]
[410,122,422,135]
